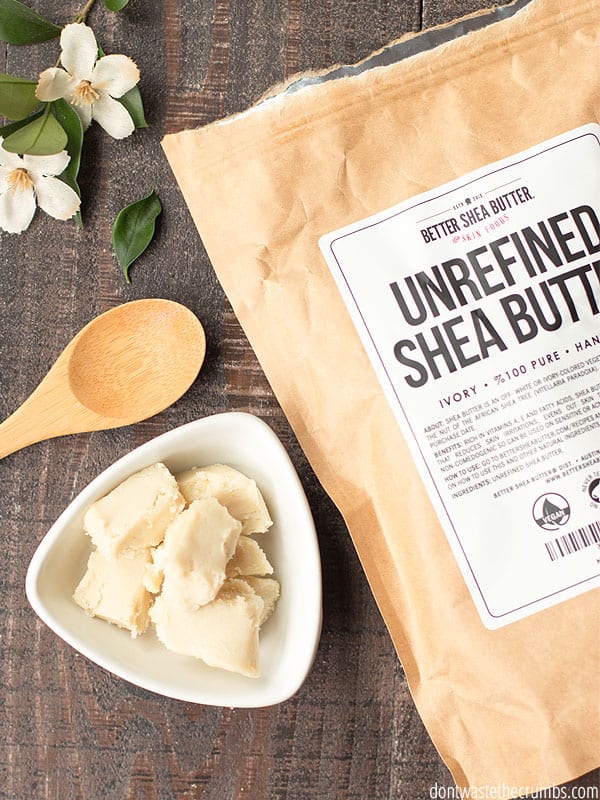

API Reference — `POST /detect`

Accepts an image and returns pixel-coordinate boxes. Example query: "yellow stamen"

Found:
[72,79,100,106]
[7,168,33,193]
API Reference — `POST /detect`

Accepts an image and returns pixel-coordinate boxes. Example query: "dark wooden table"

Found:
[1,2,598,798]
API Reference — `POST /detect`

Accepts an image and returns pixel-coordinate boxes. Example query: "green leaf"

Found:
[0,107,43,137]
[53,99,84,227]
[2,108,67,155]
[118,85,147,129]
[0,74,39,120]
[112,189,162,283]
[104,0,129,9]
[52,100,83,180]
[0,0,61,44]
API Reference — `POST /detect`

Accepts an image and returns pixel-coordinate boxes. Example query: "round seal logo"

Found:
[588,477,600,504]
[532,493,570,531]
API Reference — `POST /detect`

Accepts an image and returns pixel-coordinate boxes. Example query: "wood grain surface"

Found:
[0,2,598,799]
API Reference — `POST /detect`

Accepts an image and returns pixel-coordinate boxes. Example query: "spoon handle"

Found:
[0,367,97,460]
[0,404,47,459]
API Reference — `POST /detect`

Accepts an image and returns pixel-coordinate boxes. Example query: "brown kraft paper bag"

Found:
[163,0,600,793]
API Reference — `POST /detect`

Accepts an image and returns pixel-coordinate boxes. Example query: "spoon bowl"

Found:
[0,299,205,459]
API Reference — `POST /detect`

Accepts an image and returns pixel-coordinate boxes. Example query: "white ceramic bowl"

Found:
[26,412,322,707]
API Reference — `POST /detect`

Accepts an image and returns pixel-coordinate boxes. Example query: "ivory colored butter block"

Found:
[143,552,163,594]
[226,536,273,578]
[150,578,264,677]
[84,463,185,557]
[155,497,242,608]
[73,548,153,637]
[176,464,272,535]
[242,577,280,625]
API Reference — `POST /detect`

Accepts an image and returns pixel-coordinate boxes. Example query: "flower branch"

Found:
[0,0,147,245]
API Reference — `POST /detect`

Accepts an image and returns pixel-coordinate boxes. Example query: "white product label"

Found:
[320,124,600,629]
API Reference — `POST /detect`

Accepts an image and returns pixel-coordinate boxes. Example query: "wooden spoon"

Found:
[0,299,206,460]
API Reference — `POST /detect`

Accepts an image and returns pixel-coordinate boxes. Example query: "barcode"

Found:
[545,520,600,561]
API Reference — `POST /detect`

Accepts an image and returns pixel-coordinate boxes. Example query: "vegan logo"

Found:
[532,493,571,531]
[587,478,600,504]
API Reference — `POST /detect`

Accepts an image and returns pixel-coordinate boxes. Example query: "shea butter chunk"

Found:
[74,461,279,677]
[226,536,273,578]
[176,464,272,535]
[84,462,184,557]
[156,496,242,608]
[73,548,153,637]
[150,578,263,677]
[242,576,280,625]
[143,551,163,594]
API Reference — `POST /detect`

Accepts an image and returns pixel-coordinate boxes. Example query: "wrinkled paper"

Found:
[163,0,600,792]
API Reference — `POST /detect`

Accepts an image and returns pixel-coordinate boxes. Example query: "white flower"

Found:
[0,139,80,234]
[36,23,140,139]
